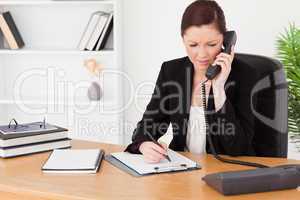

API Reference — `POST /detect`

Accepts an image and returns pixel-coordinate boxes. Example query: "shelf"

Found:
[0,0,115,6]
[0,0,123,144]
[0,48,115,55]
[0,99,118,107]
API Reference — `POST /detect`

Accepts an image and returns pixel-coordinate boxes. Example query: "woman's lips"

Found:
[196,60,209,65]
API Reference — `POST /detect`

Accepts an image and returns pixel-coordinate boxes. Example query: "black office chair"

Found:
[235,53,288,158]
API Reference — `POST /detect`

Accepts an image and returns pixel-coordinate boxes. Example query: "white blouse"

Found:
[186,106,207,154]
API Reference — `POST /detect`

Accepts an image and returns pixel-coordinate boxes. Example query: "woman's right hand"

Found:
[139,141,168,163]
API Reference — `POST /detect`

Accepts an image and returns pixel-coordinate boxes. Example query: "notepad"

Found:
[42,149,104,173]
[110,149,199,175]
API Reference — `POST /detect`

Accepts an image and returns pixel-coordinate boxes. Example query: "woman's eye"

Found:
[189,44,197,47]
[208,43,217,47]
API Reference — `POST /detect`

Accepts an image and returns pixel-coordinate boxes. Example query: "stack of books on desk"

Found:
[0,121,70,158]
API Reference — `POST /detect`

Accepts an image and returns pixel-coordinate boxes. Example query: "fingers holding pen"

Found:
[139,141,168,163]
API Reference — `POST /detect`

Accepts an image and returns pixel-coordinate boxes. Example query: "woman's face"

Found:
[183,24,223,71]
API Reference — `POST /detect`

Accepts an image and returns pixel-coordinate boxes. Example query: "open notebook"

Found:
[108,149,200,176]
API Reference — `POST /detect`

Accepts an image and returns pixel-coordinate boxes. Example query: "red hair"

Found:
[181,0,226,36]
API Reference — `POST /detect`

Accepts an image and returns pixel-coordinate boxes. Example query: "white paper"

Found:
[111,149,197,175]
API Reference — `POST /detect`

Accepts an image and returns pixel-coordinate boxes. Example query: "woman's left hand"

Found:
[211,46,235,88]
[210,46,234,111]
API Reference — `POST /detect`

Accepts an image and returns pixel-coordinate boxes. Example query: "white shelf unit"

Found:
[0,0,124,144]
[0,1,115,5]
[0,48,115,55]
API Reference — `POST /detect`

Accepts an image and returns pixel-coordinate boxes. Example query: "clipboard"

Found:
[105,150,201,177]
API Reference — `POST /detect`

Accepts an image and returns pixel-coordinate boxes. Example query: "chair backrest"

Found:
[235,53,288,157]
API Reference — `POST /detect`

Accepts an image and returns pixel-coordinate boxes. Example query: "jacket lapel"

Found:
[179,58,194,148]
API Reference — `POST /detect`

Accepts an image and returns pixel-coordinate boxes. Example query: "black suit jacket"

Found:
[125,56,258,156]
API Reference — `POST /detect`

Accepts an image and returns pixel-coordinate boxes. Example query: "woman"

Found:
[125,0,257,163]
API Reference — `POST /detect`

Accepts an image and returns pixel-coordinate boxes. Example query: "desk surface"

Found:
[0,140,299,200]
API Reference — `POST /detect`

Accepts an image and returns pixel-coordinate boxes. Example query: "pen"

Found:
[144,131,171,162]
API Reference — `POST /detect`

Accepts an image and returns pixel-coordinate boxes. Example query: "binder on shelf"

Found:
[85,12,109,51]
[106,149,201,177]
[78,11,106,51]
[95,12,113,51]
[42,149,105,174]
[0,11,24,49]
[78,11,113,51]
[0,31,4,49]
[78,11,103,51]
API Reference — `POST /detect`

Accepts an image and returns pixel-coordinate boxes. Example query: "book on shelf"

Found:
[0,11,24,50]
[95,12,113,51]
[0,31,3,49]
[78,11,103,51]
[78,11,113,51]
[42,149,105,174]
[0,120,70,158]
[85,12,109,51]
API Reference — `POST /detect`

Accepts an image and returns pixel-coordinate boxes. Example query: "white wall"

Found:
[122,0,193,143]
[217,0,300,57]
[122,0,300,144]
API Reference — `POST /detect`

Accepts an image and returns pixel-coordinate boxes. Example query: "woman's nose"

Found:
[196,46,208,58]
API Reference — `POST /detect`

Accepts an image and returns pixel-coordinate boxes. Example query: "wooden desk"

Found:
[0,140,299,200]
